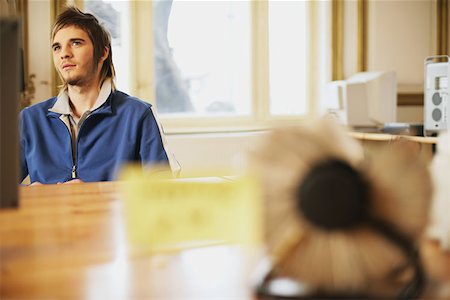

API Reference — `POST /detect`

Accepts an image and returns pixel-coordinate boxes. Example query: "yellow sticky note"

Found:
[119,167,263,252]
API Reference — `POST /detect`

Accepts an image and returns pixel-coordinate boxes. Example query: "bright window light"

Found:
[268,1,308,115]
[153,0,252,115]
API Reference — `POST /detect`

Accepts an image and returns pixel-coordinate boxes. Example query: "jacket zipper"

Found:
[72,125,77,180]
[67,116,78,180]
[72,165,77,179]
[72,113,91,180]
[61,111,93,181]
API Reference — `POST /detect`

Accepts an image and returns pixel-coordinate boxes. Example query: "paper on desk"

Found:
[119,166,263,251]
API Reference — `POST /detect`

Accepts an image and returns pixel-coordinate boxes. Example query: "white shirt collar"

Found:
[49,78,112,115]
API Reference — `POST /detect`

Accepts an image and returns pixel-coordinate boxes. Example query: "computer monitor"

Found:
[326,71,397,129]
[0,18,20,208]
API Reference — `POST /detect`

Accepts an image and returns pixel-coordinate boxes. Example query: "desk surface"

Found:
[349,132,438,144]
[1,182,449,299]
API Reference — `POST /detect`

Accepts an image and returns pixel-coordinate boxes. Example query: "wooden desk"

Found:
[0,182,260,299]
[1,182,449,299]
[350,132,438,163]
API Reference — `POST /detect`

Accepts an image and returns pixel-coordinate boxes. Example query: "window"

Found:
[88,0,330,132]
[154,0,252,115]
[268,1,308,115]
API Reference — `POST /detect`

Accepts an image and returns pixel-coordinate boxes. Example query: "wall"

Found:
[366,0,436,123]
[165,132,265,174]
[366,0,436,94]
[28,0,52,104]
[397,105,424,123]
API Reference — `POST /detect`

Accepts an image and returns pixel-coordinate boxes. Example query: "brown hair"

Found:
[52,6,116,90]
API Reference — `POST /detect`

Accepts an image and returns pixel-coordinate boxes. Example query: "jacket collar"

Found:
[47,79,113,117]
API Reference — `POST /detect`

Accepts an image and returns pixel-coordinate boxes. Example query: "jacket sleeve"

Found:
[19,110,28,183]
[138,108,170,165]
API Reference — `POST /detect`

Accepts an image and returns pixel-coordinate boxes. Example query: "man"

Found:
[20,6,178,184]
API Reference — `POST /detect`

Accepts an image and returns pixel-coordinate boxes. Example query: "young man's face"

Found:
[52,25,102,87]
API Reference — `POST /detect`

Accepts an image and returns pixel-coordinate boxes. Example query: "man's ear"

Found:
[100,47,109,63]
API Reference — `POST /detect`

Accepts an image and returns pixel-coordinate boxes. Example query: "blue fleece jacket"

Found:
[20,90,169,184]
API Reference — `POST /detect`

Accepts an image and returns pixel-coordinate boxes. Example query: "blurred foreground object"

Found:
[119,166,262,254]
[251,117,433,298]
[0,18,20,208]
[428,132,450,250]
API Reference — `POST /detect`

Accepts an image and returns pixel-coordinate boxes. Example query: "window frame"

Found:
[130,0,327,134]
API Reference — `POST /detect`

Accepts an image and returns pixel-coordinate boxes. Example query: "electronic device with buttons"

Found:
[424,55,449,136]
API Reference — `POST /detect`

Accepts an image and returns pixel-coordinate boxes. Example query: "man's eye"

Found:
[72,41,81,46]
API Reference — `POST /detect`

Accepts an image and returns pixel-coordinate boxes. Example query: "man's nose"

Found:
[60,46,72,59]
